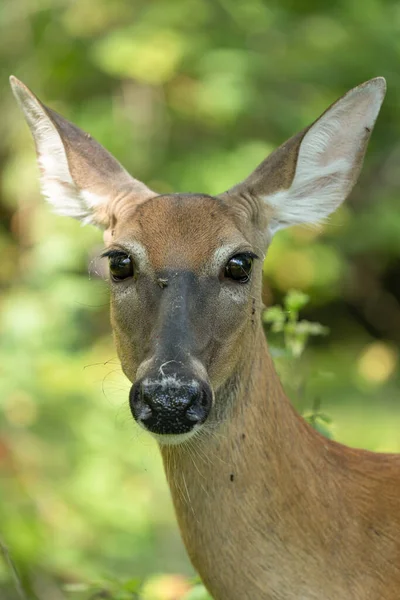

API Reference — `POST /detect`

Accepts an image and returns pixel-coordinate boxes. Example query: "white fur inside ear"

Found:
[265,79,386,234]
[36,117,105,225]
[12,82,105,225]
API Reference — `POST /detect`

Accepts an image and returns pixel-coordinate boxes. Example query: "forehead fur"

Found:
[112,193,249,270]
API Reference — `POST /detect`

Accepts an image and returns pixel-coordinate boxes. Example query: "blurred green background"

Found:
[1,0,400,598]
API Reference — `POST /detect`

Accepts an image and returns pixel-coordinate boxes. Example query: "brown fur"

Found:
[108,192,400,599]
[163,333,400,599]
[11,76,398,599]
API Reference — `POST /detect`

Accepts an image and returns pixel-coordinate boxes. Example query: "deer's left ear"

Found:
[10,76,155,229]
[220,78,386,234]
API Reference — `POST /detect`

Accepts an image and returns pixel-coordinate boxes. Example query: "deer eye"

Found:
[224,254,254,283]
[108,252,134,281]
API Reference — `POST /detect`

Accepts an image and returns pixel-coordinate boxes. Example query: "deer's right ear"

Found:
[10,76,155,229]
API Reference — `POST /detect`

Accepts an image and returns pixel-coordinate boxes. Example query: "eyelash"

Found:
[101,249,128,259]
[228,251,259,261]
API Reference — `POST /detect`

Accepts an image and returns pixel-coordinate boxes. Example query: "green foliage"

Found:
[182,586,213,600]
[264,290,334,439]
[264,290,329,358]
[65,577,142,599]
[303,398,334,441]
[2,1,400,599]
[63,576,211,600]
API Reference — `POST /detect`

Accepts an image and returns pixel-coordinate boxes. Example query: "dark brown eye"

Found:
[224,254,254,283]
[109,252,134,281]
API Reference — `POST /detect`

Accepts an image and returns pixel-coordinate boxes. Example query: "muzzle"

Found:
[129,375,213,435]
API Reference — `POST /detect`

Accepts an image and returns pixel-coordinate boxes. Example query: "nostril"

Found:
[139,382,160,411]
[129,383,155,422]
[185,386,212,424]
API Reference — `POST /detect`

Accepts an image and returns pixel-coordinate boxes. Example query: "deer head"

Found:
[10,76,386,444]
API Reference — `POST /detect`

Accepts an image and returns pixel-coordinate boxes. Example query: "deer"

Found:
[10,74,400,600]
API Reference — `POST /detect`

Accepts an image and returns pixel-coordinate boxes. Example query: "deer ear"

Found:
[220,78,386,234]
[10,76,155,229]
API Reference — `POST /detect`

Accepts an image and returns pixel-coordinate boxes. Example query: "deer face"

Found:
[10,75,386,443]
[106,193,266,440]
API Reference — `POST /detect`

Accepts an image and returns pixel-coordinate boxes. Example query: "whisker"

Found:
[83,357,121,370]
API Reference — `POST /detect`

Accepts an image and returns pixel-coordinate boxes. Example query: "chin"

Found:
[139,425,203,446]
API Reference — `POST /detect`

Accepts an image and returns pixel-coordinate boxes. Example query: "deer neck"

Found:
[160,327,330,598]
[160,327,382,600]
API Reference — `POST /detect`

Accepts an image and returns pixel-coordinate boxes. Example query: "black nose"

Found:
[129,377,212,435]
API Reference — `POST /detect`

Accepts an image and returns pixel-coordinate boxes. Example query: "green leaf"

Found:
[304,416,334,440]
[317,413,333,424]
[284,290,310,313]
[295,320,329,337]
[263,306,285,324]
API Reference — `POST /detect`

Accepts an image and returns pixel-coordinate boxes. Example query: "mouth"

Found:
[129,375,213,441]
[143,429,202,446]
